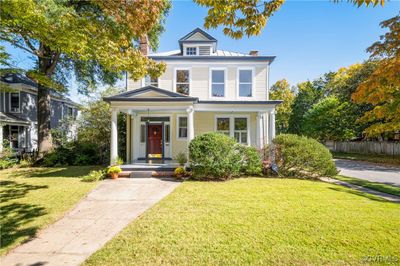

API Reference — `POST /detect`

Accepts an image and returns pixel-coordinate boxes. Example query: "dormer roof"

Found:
[178,28,217,53]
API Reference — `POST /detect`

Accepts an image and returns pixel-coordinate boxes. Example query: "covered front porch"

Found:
[104,86,279,165]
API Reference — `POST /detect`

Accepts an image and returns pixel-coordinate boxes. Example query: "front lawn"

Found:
[335,175,400,197]
[0,166,99,255]
[85,178,400,265]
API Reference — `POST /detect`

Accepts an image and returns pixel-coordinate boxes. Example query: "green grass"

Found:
[0,166,100,255]
[332,151,400,166]
[334,175,400,197]
[85,178,400,265]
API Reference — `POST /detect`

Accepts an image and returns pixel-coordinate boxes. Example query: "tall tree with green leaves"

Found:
[352,15,400,137]
[0,0,169,154]
[269,79,295,134]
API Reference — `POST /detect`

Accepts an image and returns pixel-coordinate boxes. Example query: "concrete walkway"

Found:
[1,178,181,266]
[335,159,400,187]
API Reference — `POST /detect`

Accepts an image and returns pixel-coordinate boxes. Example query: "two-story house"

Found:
[0,73,79,154]
[104,28,281,164]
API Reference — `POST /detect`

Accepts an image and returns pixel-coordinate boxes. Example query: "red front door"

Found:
[147,124,163,156]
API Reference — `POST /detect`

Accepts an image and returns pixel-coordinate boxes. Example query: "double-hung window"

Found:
[177,116,188,139]
[175,69,190,95]
[10,92,20,112]
[144,75,158,87]
[186,47,197,56]
[238,69,253,97]
[216,116,249,145]
[210,69,225,97]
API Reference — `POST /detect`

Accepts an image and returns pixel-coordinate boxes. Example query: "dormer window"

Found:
[185,47,197,56]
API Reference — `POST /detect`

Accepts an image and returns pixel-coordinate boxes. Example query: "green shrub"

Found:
[272,134,337,179]
[82,169,106,182]
[0,157,18,169]
[42,141,101,167]
[189,133,243,180]
[237,145,262,176]
[174,152,187,166]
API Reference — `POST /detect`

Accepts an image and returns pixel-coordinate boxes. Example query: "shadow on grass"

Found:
[0,181,48,252]
[329,186,392,203]
[29,166,100,178]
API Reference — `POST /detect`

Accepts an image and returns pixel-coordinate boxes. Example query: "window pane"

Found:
[239,84,252,97]
[179,128,187,138]
[239,70,252,83]
[186,47,196,55]
[212,84,224,97]
[179,117,187,127]
[234,132,240,142]
[212,70,224,83]
[176,84,189,95]
[217,118,230,131]
[165,124,170,142]
[10,93,19,110]
[145,75,158,87]
[234,118,247,130]
[176,70,189,83]
[140,125,145,143]
[241,132,248,144]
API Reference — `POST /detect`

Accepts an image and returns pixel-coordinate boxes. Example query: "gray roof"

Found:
[0,112,30,125]
[1,73,79,107]
[178,28,217,52]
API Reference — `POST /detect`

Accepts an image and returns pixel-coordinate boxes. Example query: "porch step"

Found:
[120,170,175,178]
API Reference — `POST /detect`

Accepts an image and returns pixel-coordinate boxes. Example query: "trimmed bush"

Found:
[272,134,337,179]
[81,169,106,182]
[189,133,263,180]
[189,133,242,180]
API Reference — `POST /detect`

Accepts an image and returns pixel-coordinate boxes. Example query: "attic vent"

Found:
[199,46,211,56]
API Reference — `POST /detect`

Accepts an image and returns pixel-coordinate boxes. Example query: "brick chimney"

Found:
[249,50,259,56]
[139,35,149,56]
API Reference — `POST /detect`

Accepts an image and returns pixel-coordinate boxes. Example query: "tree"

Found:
[287,81,323,134]
[0,0,169,154]
[269,79,295,134]
[352,15,400,137]
[303,96,356,141]
[194,0,385,39]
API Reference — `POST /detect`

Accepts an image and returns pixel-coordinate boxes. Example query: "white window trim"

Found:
[185,46,198,56]
[236,67,255,99]
[173,67,191,95]
[176,115,188,141]
[141,75,159,87]
[209,67,227,99]
[9,91,21,113]
[214,115,250,145]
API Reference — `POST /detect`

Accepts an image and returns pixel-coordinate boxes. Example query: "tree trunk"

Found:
[37,45,56,155]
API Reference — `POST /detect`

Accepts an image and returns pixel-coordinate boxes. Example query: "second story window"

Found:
[67,107,73,117]
[186,47,197,56]
[144,75,158,87]
[211,69,225,97]
[176,69,190,95]
[10,92,20,113]
[238,69,253,97]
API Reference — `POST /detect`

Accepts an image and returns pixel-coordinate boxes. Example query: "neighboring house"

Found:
[0,73,79,154]
[104,28,282,164]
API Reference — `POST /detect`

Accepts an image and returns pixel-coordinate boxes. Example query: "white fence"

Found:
[325,141,400,156]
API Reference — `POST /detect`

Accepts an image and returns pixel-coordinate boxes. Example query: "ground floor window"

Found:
[177,116,188,139]
[216,116,248,145]
[10,125,19,149]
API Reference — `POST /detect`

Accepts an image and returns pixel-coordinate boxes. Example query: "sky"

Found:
[3,0,400,103]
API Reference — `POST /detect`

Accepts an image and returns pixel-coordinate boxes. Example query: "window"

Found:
[67,107,73,117]
[10,92,20,112]
[216,117,230,136]
[175,69,190,95]
[144,75,158,87]
[140,124,146,143]
[238,69,253,97]
[211,69,225,97]
[10,125,19,149]
[234,118,248,144]
[165,124,170,143]
[216,116,249,144]
[186,47,197,56]
[177,116,188,139]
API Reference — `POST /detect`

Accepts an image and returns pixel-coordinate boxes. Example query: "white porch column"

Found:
[269,109,276,143]
[256,112,263,149]
[130,113,136,162]
[187,107,194,142]
[0,125,3,153]
[110,108,118,165]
